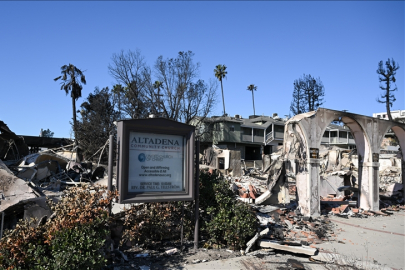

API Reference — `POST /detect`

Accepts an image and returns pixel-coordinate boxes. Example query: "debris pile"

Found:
[379,166,403,196]
[226,144,403,212]
[214,144,403,256]
[0,142,109,233]
[245,206,335,255]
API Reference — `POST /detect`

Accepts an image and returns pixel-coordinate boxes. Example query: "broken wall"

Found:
[283,119,314,216]
[0,159,37,213]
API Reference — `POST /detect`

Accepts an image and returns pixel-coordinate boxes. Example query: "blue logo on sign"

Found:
[138,153,146,162]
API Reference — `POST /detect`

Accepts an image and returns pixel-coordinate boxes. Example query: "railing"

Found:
[329,137,352,144]
[242,134,252,142]
[265,131,274,145]
[253,135,264,143]
[274,131,284,139]
[321,137,329,143]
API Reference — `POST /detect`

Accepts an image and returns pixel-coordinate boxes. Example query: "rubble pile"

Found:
[245,205,335,256]
[4,149,106,195]
[379,166,403,198]
[232,177,267,203]
[226,144,403,211]
[216,144,404,256]
[0,143,109,233]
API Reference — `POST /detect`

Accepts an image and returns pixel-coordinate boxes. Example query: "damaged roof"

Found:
[241,116,286,129]
[0,120,20,141]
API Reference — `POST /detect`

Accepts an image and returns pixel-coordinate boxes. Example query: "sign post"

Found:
[116,118,195,203]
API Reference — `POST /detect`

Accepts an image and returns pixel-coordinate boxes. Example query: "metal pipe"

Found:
[108,135,114,192]
[194,137,200,251]
[180,201,184,253]
[1,211,4,239]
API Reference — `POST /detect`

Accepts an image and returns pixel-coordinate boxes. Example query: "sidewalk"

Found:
[184,212,404,270]
[315,211,405,270]
[184,254,327,270]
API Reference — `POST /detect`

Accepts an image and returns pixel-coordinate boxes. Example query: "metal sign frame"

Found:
[116,118,195,203]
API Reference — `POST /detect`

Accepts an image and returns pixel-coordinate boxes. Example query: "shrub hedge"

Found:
[0,171,259,269]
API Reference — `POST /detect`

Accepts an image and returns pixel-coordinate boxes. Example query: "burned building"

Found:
[195,114,286,161]
[194,114,357,167]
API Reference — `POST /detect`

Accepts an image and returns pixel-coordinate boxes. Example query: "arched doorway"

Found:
[284,108,405,217]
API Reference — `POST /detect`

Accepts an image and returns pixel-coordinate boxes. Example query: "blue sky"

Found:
[0,1,403,138]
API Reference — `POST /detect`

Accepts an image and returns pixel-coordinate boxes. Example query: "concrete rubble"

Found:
[208,138,403,259]
[222,144,403,209]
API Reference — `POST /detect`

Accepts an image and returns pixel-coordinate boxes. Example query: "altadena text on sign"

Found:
[128,132,185,192]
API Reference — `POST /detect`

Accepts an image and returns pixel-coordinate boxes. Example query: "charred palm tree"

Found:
[54,64,86,160]
[214,64,227,116]
[247,84,257,116]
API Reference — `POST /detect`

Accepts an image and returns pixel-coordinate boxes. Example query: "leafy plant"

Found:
[201,172,258,250]
[121,202,188,247]
[0,186,117,270]
[121,171,258,250]
[50,219,108,269]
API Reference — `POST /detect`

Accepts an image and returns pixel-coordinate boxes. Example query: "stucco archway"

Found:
[284,108,405,217]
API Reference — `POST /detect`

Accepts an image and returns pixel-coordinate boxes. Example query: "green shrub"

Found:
[0,218,50,270]
[121,171,259,250]
[0,186,117,270]
[50,219,107,269]
[121,201,192,247]
[201,172,258,250]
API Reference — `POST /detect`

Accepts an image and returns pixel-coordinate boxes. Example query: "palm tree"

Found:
[247,84,257,116]
[54,64,86,160]
[214,64,227,116]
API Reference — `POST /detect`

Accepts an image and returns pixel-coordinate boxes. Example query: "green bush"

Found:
[0,172,258,269]
[121,171,259,250]
[201,172,258,250]
[121,202,185,247]
[50,219,108,269]
[0,218,50,270]
[0,186,116,270]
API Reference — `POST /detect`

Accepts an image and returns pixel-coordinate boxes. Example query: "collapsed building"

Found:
[201,108,404,217]
[0,120,107,235]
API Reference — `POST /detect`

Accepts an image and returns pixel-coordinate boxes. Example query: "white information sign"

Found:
[128,132,185,192]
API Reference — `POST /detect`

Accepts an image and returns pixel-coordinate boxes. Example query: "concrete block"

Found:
[258,239,317,255]
[229,150,242,177]
[255,190,271,205]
